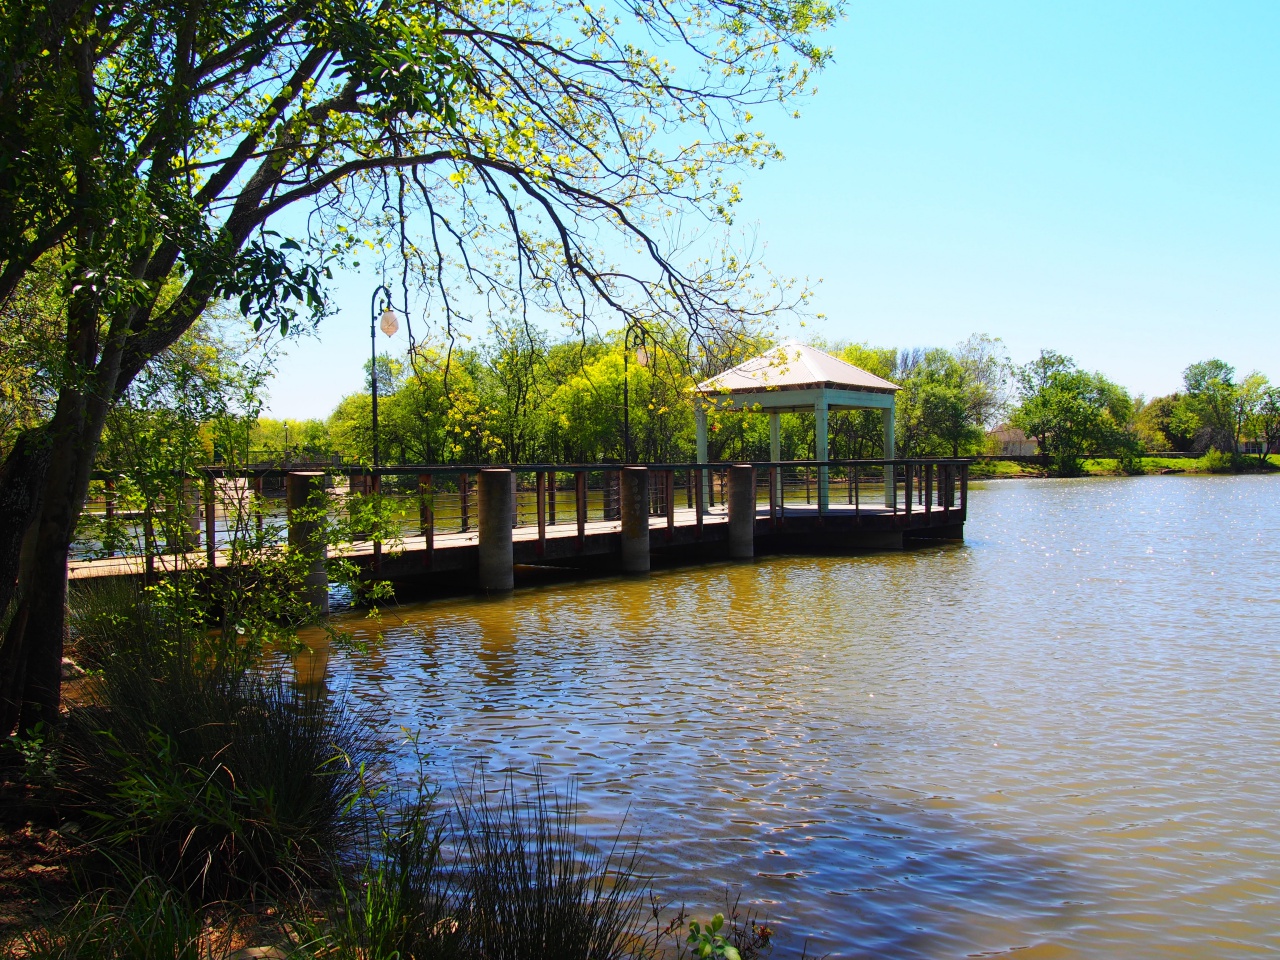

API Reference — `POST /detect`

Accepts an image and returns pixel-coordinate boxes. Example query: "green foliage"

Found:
[0,255,63,458]
[1180,360,1276,459]
[61,583,372,900]
[251,418,334,462]
[12,876,213,960]
[1134,394,1199,452]
[1010,351,1135,476]
[687,914,743,960]
[326,771,465,960]
[8,719,61,786]
[455,774,652,960]
[1200,447,1235,474]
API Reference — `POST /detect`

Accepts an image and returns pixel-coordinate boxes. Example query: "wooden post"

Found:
[854,466,860,518]
[460,472,470,532]
[960,462,969,520]
[536,470,547,557]
[548,471,557,524]
[686,469,694,509]
[903,463,911,518]
[665,469,675,541]
[768,465,778,527]
[925,462,933,514]
[105,478,116,558]
[253,473,264,537]
[143,508,155,583]
[204,476,217,568]
[805,466,811,505]
[575,470,587,548]
[694,465,704,537]
[418,473,434,568]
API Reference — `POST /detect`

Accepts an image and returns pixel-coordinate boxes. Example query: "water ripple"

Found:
[305,475,1280,958]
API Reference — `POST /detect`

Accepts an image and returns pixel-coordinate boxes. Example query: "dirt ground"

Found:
[0,779,83,940]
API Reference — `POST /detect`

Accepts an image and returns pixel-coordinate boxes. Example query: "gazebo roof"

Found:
[696,341,899,395]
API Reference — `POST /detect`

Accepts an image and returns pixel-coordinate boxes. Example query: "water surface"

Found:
[314,476,1280,958]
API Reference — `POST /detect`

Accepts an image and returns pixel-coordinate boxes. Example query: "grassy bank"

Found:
[969,454,1280,479]
[2,581,791,959]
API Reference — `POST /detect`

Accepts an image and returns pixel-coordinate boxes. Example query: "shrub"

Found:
[61,586,372,901]
[1201,447,1235,473]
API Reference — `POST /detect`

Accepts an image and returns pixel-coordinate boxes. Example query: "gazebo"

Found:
[694,341,900,509]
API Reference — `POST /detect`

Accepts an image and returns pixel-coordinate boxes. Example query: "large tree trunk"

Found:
[0,388,104,735]
[0,429,52,736]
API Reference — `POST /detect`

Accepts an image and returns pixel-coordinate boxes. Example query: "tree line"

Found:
[245,327,1280,476]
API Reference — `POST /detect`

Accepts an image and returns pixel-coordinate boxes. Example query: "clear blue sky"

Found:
[264,0,1279,419]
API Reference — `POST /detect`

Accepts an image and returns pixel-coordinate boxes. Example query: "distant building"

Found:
[988,425,1038,456]
[1240,438,1277,456]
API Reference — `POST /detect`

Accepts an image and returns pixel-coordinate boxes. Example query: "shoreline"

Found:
[969,454,1279,480]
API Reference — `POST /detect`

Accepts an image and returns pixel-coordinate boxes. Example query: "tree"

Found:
[894,348,987,458]
[0,0,833,732]
[1182,359,1238,453]
[1254,386,1280,464]
[251,418,334,462]
[954,333,1011,431]
[1134,394,1198,452]
[1010,351,1133,476]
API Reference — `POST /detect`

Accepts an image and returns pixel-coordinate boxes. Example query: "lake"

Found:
[312,475,1280,958]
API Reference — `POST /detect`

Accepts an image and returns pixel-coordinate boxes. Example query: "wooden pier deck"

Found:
[69,460,969,595]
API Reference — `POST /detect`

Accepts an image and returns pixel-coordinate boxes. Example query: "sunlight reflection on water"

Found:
[302,475,1280,958]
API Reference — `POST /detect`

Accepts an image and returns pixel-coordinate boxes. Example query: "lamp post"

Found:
[622,324,648,463]
[369,284,400,471]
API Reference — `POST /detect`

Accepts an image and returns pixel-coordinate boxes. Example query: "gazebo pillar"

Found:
[882,406,896,507]
[769,411,781,503]
[695,401,710,505]
[814,392,829,511]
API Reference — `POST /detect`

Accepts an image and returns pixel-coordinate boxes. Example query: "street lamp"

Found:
[370,284,400,470]
[622,324,648,463]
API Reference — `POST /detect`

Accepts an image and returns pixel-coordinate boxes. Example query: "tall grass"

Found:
[322,770,654,960]
[457,774,652,960]
[62,580,372,901]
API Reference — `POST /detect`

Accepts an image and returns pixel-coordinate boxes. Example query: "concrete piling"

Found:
[286,472,329,615]
[478,468,514,591]
[619,466,651,573]
[727,463,756,559]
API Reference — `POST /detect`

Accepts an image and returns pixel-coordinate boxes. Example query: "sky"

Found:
[263,0,1279,420]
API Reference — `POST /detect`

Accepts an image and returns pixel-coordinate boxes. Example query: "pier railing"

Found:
[73,459,969,576]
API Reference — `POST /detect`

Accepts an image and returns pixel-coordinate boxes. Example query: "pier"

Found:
[69,459,969,599]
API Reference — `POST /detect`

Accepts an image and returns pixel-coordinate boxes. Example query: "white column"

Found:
[814,393,829,511]
[882,405,896,508]
[695,400,710,506]
[769,410,782,504]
